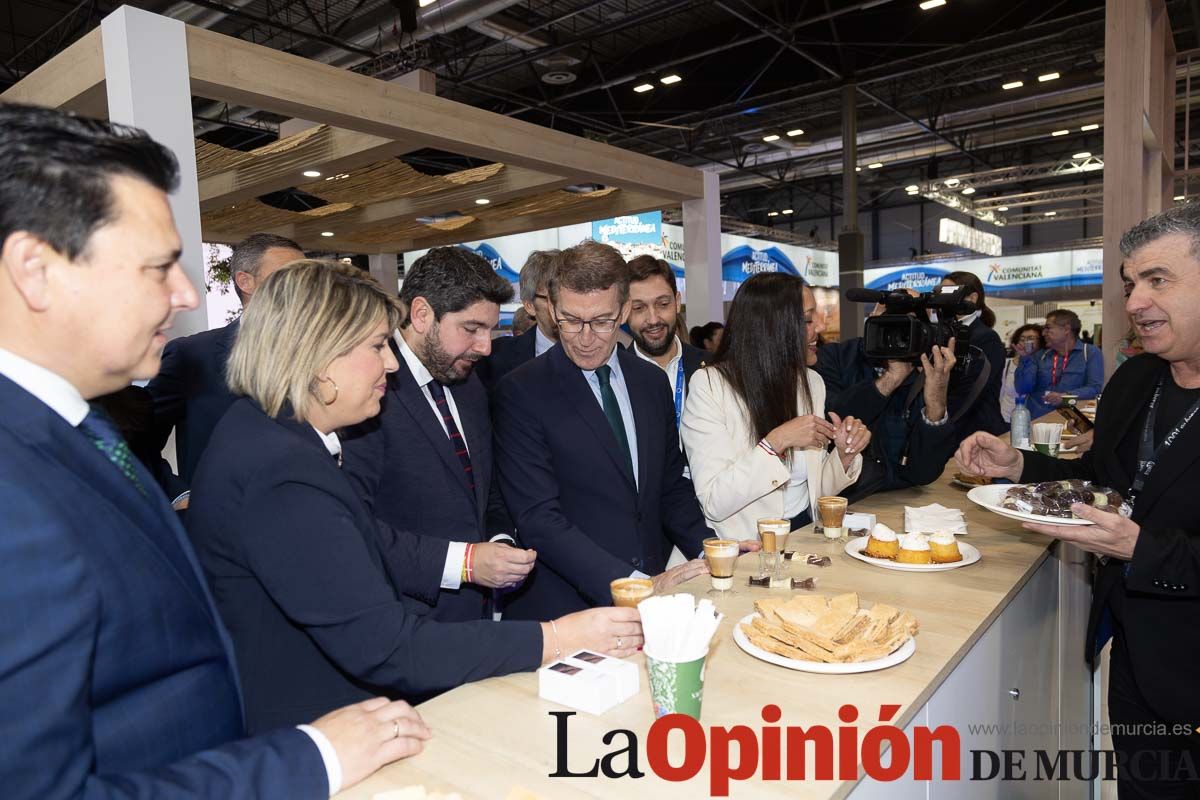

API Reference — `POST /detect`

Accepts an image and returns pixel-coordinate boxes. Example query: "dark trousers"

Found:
[1109,633,1200,798]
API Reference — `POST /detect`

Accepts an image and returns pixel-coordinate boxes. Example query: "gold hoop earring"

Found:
[317,376,339,406]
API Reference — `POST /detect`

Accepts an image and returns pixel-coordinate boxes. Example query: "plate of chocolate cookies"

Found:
[967,480,1124,526]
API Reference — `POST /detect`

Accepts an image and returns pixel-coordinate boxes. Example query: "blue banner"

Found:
[720,244,801,283]
[457,242,521,283]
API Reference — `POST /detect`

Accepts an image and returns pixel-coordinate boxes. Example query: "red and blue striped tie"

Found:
[427,380,475,498]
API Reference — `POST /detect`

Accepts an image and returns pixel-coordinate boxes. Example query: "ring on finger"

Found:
[616,636,623,649]
[392,719,400,739]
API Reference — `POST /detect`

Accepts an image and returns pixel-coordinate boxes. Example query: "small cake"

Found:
[863,523,900,559]
[896,533,932,565]
[928,531,963,564]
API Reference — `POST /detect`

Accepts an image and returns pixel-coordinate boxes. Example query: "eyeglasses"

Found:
[555,317,619,335]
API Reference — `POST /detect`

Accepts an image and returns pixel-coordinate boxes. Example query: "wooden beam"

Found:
[198,127,421,212]
[1,27,107,116]
[183,25,704,201]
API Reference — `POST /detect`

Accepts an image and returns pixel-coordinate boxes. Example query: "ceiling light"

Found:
[1175,195,1186,201]
[1073,152,1092,160]
[782,209,794,214]
[475,198,490,205]
[1051,129,1070,137]
[905,184,920,192]
[1080,123,1100,131]
[868,162,883,169]
[768,211,779,217]
[907,188,919,195]
[1002,80,1024,90]
[762,134,781,142]
[418,0,437,6]
[1038,72,1060,82]
[1044,211,1057,217]
[321,231,335,237]
[787,128,805,137]
[961,187,976,195]
[919,0,946,9]
[997,206,1009,212]
[302,170,322,178]
[660,74,681,85]
[944,178,960,187]
[633,83,654,93]
[855,167,862,172]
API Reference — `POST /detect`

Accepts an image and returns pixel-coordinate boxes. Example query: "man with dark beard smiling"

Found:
[343,247,536,623]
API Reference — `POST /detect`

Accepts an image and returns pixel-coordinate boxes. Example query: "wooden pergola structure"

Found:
[2,5,722,335]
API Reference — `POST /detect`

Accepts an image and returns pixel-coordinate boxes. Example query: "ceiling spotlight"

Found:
[768,211,780,217]
[997,206,1009,212]
[1051,129,1070,137]
[905,184,920,192]
[1002,80,1024,90]
[475,198,491,205]
[763,134,781,142]
[1175,195,1186,201]
[868,162,883,169]
[1044,211,1057,217]
[919,0,946,8]
[787,128,805,137]
[633,83,654,93]
[962,187,976,195]
[944,178,960,187]
[660,74,681,85]
[1081,123,1100,131]
[1073,152,1092,160]
[418,0,438,6]
[321,231,335,237]
[1038,72,1060,82]
[855,167,862,172]
[302,170,322,178]
[782,209,794,214]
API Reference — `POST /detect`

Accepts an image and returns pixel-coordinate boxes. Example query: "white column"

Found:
[369,253,399,296]
[682,170,723,325]
[102,7,207,337]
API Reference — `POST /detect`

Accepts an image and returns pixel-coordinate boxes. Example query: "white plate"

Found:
[843,536,981,571]
[734,613,916,674]
[966,484,1094,526]
[949,476,993,490]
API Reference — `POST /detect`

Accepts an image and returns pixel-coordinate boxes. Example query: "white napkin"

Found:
[904,503,968,535]
[638,593,723,662]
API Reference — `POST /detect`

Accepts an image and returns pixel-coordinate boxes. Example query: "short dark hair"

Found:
[943,270,996,328]
[626,254,678,295]
[1045,309,1082,336]
[0,103,178,261]
[548,239,628,305]
[518,249,559,304]
[1009,323,1043,349]
[230,233,303,302]
[399,246,514,328]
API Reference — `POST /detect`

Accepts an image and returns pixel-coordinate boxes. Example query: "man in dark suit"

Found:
[343,247,536,622]
[147,233,304,494]
[957,204,1200,798]
[0,104,422,799]
[494,240,743,620]
[476,248,559,389]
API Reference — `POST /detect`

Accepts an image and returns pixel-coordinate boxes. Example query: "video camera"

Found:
[845,286,975,370]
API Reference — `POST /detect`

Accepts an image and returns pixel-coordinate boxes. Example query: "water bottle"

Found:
[1010,396,1032,450]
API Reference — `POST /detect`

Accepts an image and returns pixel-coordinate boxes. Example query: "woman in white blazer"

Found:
[681,274,870,540]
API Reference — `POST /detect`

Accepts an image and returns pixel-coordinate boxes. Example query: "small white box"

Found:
[537,651,639,715]
[844,512,876,531]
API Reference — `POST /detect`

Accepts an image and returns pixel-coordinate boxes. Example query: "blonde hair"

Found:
[227,259,400,421]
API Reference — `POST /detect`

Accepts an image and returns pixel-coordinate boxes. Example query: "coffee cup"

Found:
[817,496,849,540]
[702,537,740,594]
[610,577,654,608]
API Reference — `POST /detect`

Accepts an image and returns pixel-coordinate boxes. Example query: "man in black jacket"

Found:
[957,204,1200,798]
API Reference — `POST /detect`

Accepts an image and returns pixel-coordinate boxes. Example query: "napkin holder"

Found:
[537,650,639,715]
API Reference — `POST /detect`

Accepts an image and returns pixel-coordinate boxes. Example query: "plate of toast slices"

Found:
[735,593,918,674]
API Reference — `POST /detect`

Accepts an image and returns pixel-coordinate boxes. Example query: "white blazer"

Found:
[680,366,862,541]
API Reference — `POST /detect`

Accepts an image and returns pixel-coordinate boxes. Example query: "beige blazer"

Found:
[680,366,861,541]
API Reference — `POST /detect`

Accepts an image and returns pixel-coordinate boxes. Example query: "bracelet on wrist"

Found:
[462,543,475,583]
[921,408,950,426]
[549,619,563,660]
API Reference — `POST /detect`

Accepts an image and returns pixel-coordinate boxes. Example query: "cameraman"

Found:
[940,272,1008,436]
[815,295,960,499]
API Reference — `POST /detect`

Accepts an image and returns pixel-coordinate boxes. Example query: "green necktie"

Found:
[79,407,148,497]
[595,364,634,480]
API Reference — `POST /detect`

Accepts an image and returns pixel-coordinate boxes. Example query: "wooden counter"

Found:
[337,470,1093,800]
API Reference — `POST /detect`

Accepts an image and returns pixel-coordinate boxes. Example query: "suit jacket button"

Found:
[771,480,779,486]
[630,557,639,566]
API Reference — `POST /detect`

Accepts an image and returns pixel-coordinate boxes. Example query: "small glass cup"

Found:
[610,577,654,608]
[816,496,848,540]
[702,537,740,595]
[756,518,790,579]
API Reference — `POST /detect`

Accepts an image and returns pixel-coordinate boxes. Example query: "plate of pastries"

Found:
[950,471,994,489]
[968,480,1123,526]
[844,523,980,571]
[735,593,919,674]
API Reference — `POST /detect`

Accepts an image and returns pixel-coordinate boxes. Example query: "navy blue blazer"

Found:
[342,344,511,622]
[493,345,713,619]
[146,319,240,489]
[187,398,542,733]
[948,318,1008,439]
[0,375,325,799]
[477,326,537,390]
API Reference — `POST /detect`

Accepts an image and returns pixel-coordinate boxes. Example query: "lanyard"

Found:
[1051,351,1070,387]
[1122,373,1200,516]
[673,358,685,429]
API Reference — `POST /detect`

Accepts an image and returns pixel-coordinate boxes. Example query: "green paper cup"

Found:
[645,649,707,720]
[1034,441,1061,457]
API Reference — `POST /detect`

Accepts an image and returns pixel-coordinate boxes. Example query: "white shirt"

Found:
[535,325,556,357]
[633,335,685,426]
[393,332,469,589]
[781,452,812,520]
[0,346,343,796]
[580,346,640,489]
[958,309,982,327]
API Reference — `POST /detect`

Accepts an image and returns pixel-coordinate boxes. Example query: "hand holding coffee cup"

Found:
[610,577,654,608]
[817,496,849,540]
